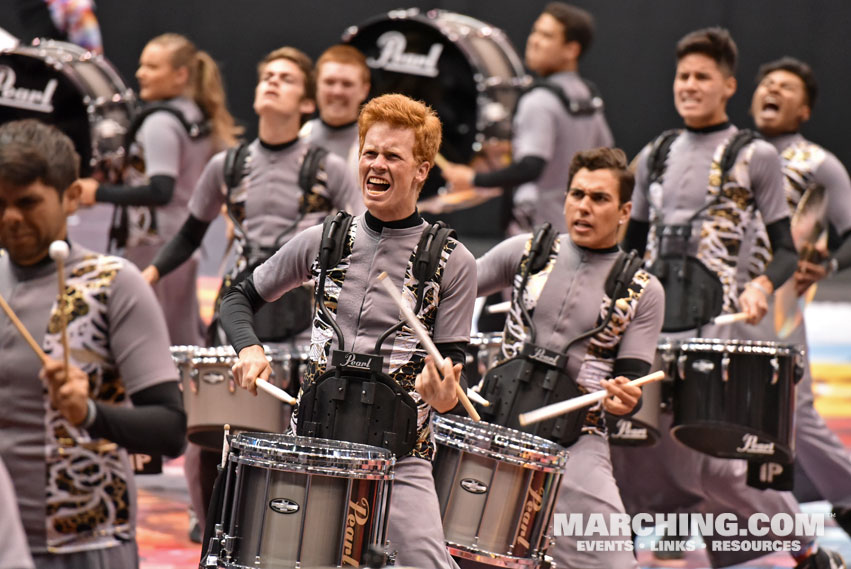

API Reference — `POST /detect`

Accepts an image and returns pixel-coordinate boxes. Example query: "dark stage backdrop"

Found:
[3,1,850,235]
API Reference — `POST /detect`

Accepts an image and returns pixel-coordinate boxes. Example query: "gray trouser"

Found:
[32,540,138,569]
[550,434,639,569]
[387,457,460,569]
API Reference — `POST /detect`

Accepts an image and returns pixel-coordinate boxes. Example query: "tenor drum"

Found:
[0,39,136,177]
[344,9,527,166]
[180,346,304,450]
[671,339,802,463]
[216,433,394,568]
[432,415,567,568]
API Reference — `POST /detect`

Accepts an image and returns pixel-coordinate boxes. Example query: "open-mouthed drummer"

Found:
[440,2,613,234]
[476,147,664,569]
[612,28,844,569]
[0,119,186,568]
[220,93,476,569]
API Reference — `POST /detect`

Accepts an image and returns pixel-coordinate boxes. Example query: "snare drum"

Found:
[432,415,567,568]
[0,39,136,177]
[216,432,394,568]
[180,346,304,450]
[671,339,802,463]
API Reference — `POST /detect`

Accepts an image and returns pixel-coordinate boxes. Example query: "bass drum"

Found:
[344,9,528,167]
[0,38,136,178]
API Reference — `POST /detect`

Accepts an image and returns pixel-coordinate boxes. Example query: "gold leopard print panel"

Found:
[41,254,132,552]
[388,237,457,460]
[581,269,653,435]
[500,235,560,363]
[745,141,827,280]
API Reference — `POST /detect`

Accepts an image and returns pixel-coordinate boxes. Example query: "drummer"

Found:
[221,93,476,569]
[0,119,186,568]
[440,2,613,233]
[476,146,664,569]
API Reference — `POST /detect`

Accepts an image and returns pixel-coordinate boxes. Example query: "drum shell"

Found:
[218,433,393,568]
[466,332,503,388]
[0,39,135,177]
[432,415,566,566]
[671,339,800,463]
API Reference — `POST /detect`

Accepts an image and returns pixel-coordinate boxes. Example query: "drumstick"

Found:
[466,388,490,407]
[713,312,749,325]
[434,153,450,171]
[518,370,666,426]
[0,290,48,363]
[49,241,71,376]
[486,301,511,314]
[377,272,480,421]
[256,378,297,406]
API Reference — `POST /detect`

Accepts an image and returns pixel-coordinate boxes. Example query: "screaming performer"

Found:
[221,94,476,569]
[476,147,664,569]
[0,120,186,568]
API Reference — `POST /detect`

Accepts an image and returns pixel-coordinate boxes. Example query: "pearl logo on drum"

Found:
[529,347,560,367]
[612,419,648,440]
[736,434,776,456]
[691,359,715,373]
[341,497,371,566]
[460,478,488,494]
[342,352,372,369]
[366,31,443,77]
[269,498,300,515]
[0,66,58,113]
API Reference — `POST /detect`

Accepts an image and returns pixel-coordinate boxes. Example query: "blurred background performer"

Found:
[440,2,613,234]
[476,147,664,568]
[615,28,844,569]
[11,0,102,53]
[222,94,476,569]
[0,119,186,569]
[75,33,241,346]
[744,56,851,536]
[300,44,371,172]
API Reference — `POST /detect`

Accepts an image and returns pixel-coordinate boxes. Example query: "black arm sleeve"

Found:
[436,341,470,416]
[830,228,851,272]
[610,357,652,417]
[88,381,186,457]
[621,219,650,257]
[220,275,267,353]
[763,217,798,289]
[95,174,176,206]
[151,215,212,277]
[471,156,547,188]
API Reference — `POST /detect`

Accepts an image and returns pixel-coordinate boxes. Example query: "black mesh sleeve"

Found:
[95,174,175,206]
[151,215,212,277]
[831,228,851,272]
[472,156,547,188]
[610,357,652,417]
[764,217,798,289]
[622,219,650,257]
[220,275,266,354]
[436,341,470,416]
[88,381,186,457]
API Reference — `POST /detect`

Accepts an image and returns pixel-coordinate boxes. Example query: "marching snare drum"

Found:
[432,415,567,568]
[0,39,136,178]
[216,432,394,568]
[181,346,304,450]
[671,339,802,463]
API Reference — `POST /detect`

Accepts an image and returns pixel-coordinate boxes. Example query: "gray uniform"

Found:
[477,234,665,569]
[512,72,614,232]
[123,97,216,345]
[733,133,851,509]
[612,125,814,567]
[300,118,359,175]
[0,244,178,568]
[251,214,476,569]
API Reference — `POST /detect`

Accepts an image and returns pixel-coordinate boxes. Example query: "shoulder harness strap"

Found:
[318,211,355,271]
[298,145,330,195]
[526,222,558,275]
[647,129,681,186]
[604,249,644,300]
[719,128,760,184]
[124,104,211,150]
[523,78,604,117]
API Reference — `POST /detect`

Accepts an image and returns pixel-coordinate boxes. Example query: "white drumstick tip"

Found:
[49,240,70,262]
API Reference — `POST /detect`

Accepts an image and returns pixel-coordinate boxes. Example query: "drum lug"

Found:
[677,354,686,380]
[722,353,730,382]
[770,356,780,385]
[189,368,199,394]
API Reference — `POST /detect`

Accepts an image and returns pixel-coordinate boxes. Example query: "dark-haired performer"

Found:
[477,147,664,568]
[745,56,851,535]
[441,2,612,233]
[614,28,843,569]
[0,119,185,568]
[221,94,475,569]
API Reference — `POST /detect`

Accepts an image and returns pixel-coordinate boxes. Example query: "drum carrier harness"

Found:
[479,224,644,447]
[108,104,211,252]
[297,211,456,457]
[523,77,605,117]
[646,128,759,332]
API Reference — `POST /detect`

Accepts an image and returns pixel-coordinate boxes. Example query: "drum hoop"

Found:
[191,345,306,364]
[469,332,504,347]
[447,543,544,568]
[678,338,801,356]
[432,416,567,471]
